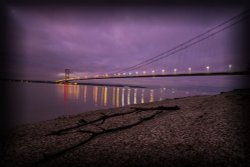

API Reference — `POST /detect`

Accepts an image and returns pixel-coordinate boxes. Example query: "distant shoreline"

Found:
[0,78,146,88]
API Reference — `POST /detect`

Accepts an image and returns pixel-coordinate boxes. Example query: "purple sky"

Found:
[7,5,246,80]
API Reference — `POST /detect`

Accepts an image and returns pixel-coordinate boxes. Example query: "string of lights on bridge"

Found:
[80,64,233,79]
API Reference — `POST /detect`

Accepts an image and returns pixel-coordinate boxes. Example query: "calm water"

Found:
[3,76,249,126]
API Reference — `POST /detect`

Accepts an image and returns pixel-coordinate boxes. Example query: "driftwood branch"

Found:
[48,110,137,136]
[49,105,179,136]
[99,110,163,133]
[33,105,180,166]
[32,110,166,167]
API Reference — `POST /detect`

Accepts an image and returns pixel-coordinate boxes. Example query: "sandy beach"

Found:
[1,88,250,167]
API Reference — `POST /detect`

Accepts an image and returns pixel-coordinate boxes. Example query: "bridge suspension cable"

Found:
[120,16,247,72]
[110,9,249,75]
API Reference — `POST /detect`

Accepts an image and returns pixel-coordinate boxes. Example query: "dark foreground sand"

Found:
[1,89,250,167]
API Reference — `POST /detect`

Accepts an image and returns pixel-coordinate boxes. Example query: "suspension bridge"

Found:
[56,10,249,84]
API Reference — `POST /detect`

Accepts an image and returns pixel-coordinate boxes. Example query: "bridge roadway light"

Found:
[206,66,210,72]
[152,70,155,74]
[228,64,232,71]
[123,73,126,75]
[118,73,121,76]
[129,72,132,75]
[135,71,138,75]
[188,67,192,73]
[161,69,165,74]
[174,68,177,74]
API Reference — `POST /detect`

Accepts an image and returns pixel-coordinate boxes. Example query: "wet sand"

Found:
[1,89,250,167]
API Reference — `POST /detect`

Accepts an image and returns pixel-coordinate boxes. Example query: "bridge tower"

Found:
[65,69,70,80]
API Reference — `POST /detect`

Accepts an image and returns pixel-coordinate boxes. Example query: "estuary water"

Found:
[3,75,249,126]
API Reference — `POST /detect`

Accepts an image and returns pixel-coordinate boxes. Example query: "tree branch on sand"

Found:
[48,105,179,136]
[33,106,180,167]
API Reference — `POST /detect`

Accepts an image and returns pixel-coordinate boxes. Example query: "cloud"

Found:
[7,6,244,80]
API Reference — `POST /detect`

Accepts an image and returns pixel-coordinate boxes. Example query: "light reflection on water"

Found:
[5,76,248,125]
[56,83,214,109]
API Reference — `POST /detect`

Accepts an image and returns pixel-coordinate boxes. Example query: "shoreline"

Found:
[0,79,147,88]
[2,88,250,167]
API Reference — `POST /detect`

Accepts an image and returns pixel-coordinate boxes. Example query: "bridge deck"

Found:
[56,71,249,82]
